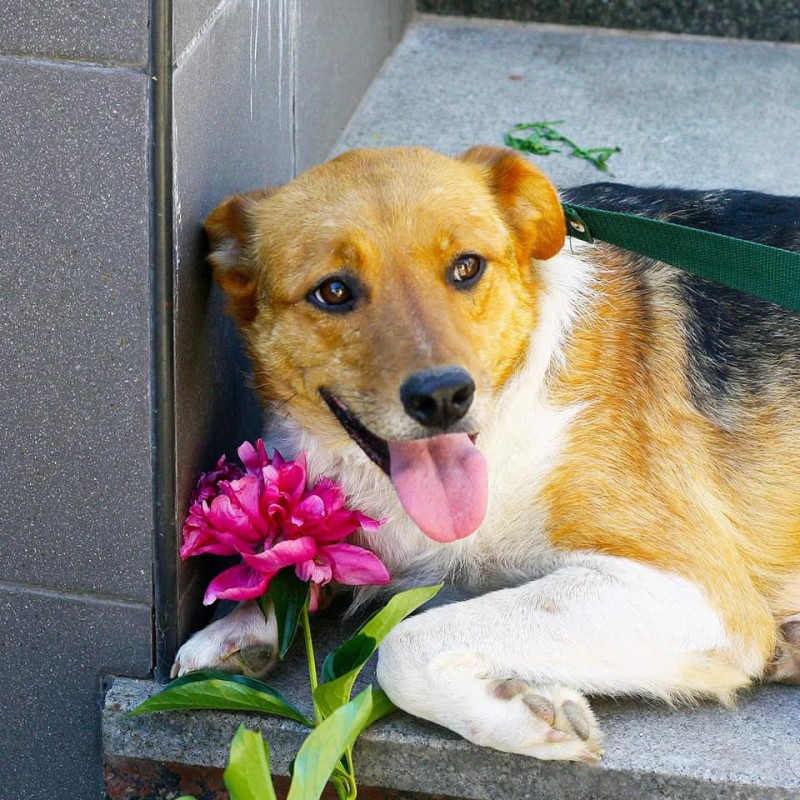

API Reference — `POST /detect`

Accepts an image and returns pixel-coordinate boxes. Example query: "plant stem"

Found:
[301,603,322,725]
[344,749,357,799]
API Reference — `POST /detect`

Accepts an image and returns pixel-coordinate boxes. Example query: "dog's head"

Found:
[205,146,564,543]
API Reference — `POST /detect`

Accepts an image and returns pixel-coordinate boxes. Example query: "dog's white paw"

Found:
[482,679,603,762]
[170,600,279,680]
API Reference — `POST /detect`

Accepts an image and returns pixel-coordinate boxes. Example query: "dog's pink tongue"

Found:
[388,433,488,542]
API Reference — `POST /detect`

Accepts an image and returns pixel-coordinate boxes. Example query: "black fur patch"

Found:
[561,184,800,428]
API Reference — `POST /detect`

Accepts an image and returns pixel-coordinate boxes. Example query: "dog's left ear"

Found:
[459,145,565,261]
[204,187,278,326]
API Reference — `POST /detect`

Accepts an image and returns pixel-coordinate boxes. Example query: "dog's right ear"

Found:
[204,187,278,325]
[458,145,565,262]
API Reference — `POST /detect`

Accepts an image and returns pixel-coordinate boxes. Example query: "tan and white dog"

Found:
[173,146,800,762]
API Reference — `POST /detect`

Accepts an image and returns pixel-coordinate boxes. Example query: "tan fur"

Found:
[544,246,800,671]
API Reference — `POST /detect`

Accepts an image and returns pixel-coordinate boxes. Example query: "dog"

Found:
[173,145,800,762]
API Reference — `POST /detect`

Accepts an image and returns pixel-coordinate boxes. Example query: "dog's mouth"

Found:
[320,388,488,543]
[320,388,391,475]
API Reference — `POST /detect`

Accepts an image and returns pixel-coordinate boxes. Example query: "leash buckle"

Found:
[563,205,594,243]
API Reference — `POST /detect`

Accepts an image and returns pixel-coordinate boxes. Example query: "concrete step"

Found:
[417,0,800,43]
[336,15,800,196]
[104,616,800,800]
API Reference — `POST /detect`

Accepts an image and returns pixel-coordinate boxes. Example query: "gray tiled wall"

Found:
[295,0,414,171]
[170,0,413,664]
[0,0,150,63]
[1,0,411,796]
[0,23,154,800]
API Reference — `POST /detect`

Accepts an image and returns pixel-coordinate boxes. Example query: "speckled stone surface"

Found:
[171,0,294,655]
[0,52,154,799]
[104,615,800,799]
[418,0,800,43]
[294,0,414,172]
[173,0,225,63]
[0,0,149,65]
[336,15,800,196]
[3,587,151,799]
[0,58,154,601]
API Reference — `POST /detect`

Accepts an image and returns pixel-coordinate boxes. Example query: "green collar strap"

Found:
[562,203,800,313]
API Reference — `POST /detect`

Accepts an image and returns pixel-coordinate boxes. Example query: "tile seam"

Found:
[0,579,151,609]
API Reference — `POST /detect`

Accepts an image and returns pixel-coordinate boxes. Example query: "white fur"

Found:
[171,599,277,679]
[376,554,740,760]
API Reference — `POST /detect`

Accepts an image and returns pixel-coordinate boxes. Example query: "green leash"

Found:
[562,203,800,314]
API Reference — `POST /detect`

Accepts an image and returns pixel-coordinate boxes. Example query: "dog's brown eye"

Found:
[310,277,355,310]
[451,254,486,287]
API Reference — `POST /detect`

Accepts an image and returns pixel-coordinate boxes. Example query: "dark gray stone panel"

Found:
[0,58,153,601]
[418,0,800,43]
[173,0,225,63]
[0,0,150,65]
[171,0,294,649]
[1,586,151,800]
[294,0,414,171]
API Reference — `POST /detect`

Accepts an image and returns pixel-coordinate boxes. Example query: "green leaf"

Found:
[330,772,352,800]
[321,632,377,683]
[287,687,382,800]
[504,120,620,175]
[504,131,561,156]
[360,687,396,727]
[314,585,441,717]
[129,670,313,727]
[261,568,310,659]
[321,585,442,681]
[223,725,278,800]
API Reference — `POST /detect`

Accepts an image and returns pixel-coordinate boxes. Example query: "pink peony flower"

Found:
[190,454,245,505]
[180,440,390,608]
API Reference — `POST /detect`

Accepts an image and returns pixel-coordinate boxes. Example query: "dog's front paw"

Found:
[486,679,603,763]
[170,600,279,680]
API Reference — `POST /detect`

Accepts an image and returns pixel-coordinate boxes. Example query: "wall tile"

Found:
[0,586,151,799]
[294,0,414,171]
[0,0,149,65]
[171,0,294,647]
[173,0,227,63]
[0,58,153,601]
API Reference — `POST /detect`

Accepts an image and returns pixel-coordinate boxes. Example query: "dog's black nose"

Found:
[400,366,475,429]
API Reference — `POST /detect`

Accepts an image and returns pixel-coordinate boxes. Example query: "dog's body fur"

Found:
[174,147,800,761]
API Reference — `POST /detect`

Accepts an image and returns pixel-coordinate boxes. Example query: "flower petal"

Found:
[203,562,269,604]
[291,494,326,525]
[311,508,385,543]
[180,521,244,558]
[308,479,346,512]
[295,557,332,585]
[241,536,318,576]
[190,455,244,505]
[206,494,257,537]
[225,476,271,535]
[320,543,391,586]
[239,438,272,476]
